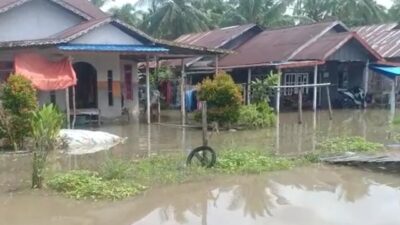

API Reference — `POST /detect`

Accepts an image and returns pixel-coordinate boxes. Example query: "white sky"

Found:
[104,0,394,9]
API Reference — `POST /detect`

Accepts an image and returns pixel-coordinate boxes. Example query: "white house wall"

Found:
[71,24,142,45]
[0,0,83,42]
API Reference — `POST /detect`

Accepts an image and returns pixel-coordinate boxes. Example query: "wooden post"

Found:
[276,68,281,113]
[298,88,303,124]
[72,86,76,129]
[181,59,186,125]
[202,101,208,146]
[364,60,369,108]
[65,88,70,129]
[326,86,333,120]
[247,68,252,105]
[390,78,396,120]
[157,94,161,123]
[146,55,151,124]
[313,65,318,111]
[215,55,219,75]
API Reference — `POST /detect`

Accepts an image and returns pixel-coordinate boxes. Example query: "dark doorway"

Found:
[73,62,98,108]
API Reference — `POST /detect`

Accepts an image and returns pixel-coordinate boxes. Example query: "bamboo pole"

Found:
[215,55,219,74]
[65,88,70,129]
[326,86,333,120]
[313,65,318,111]
[390,79,396,120]
[181,59,186,125]
[202,101,208,146]
[146,55,151,124]
[364,60,369,108]
[298,88,303,124]
[276,69,281,113]
[72,86,76,129]
[247,68,252,105]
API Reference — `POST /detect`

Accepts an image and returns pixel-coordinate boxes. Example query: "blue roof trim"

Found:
[369,64,400,79]
[58,44,169,52]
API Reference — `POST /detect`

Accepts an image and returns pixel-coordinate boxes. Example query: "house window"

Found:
[284,73,309,96]
[107,70,113,106]
[50,91,56,105]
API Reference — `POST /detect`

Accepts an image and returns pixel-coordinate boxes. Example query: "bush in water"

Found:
[317,136,383,154]
[31,104,64,189]
[197,71,243,126]
[238,102,276,128]
[0,74,37,150]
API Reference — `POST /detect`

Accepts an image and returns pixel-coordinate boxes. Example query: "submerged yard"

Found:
[1,109,400,224]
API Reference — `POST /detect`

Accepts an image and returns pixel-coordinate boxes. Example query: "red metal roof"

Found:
[175,24,258,48]
[353,24,400,59]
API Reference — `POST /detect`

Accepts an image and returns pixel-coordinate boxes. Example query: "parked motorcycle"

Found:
[337,87,366,108]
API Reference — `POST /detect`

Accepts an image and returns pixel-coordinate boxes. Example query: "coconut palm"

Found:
[109,4,144,27]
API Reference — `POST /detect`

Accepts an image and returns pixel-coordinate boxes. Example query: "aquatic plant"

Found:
[317,136,383,154]
[238,102,276,128]
[197,71,243,126]
[31,104,64,189]
[0,74,37,150]
[48,170,146,200]
[99,158,134,180]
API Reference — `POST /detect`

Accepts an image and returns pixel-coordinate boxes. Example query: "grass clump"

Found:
[216,149,295,174]
[47,170,146,200]
[237,102,276,129]
[317,136,383,154]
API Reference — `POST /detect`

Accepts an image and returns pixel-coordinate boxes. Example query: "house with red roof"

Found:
[0,0,224,123]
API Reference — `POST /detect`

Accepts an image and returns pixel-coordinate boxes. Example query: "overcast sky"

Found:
[104,0,394,9]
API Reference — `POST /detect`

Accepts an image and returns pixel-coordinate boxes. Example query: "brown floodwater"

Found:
[1,109,400,224]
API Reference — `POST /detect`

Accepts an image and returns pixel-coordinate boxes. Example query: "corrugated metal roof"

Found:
[58,44,169,52]
[219,21,341,68]
[353,24,400,59]
[175,24,258,48]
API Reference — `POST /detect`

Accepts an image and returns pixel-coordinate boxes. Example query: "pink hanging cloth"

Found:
[14,53,77,91]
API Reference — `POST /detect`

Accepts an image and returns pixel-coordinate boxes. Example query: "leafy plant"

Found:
[238,102,276,128]
[197,71,243,126]
[31,104,64,189]
[0,74,38,150]
[48,170,146,200]
[251,72,280,104]
[99,158,134,180]
[317,136,383,154]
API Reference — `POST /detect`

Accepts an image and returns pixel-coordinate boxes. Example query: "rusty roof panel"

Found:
[353,24,400,59]
[175,24,258,49]
[219,21,340,68]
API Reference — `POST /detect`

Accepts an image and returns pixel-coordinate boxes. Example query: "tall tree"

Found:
[90,0,109,8]
[109,4,143,27]
[388,0,400,22]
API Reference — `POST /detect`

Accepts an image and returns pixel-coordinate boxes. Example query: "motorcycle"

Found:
[337,87,366,108]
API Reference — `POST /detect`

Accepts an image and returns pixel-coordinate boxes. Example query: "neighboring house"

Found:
[217,21,382,109]
[0,0,223,120]
[354,24,400,103]
[168,24,262,84]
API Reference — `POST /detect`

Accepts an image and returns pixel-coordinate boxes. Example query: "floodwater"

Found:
[1,109,400,225]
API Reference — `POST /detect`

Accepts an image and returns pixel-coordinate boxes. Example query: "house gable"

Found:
[71,24,143,45]
[0,0,84,42]
[328,39,371,61]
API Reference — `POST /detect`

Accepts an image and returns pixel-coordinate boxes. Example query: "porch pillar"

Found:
[247,68,252,105]
[215,55,219,75]
[181,59,186,125]
[390,79,396,120]
[146,55,151,124]
[313,65,318,111]
[364,60,370,108]
[276,68,281,113]
[65,88,70,128]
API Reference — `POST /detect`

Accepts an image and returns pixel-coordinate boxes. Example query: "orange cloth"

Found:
[14,53,77,91]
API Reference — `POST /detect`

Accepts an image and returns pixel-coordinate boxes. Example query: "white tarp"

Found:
[59,129,126,155]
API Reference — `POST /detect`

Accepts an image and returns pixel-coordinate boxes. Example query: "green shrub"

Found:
[197,71,242,125]
[238,102,276,128]
[317,136,383,154]
[48,170,146,200]
[0,74,37,150]
[216,149,294,174]
[251,72,280,104]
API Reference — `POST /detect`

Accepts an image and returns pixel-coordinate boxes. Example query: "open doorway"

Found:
[73,62,98,109]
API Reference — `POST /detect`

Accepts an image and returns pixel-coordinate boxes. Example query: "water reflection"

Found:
[2,166,400,225]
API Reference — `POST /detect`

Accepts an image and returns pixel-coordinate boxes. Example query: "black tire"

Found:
[187,146,216,168]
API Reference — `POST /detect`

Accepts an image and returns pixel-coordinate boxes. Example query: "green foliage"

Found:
[238,102,276,128]
[0,74,38,150]
[197,72,242,125]
[216,149,294,174]
[99,158,134,180]
[317,136,383,154]
[48,170,146,200]
[31,104,64,189]
[392,116,400,125]
[251,72,280,104]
